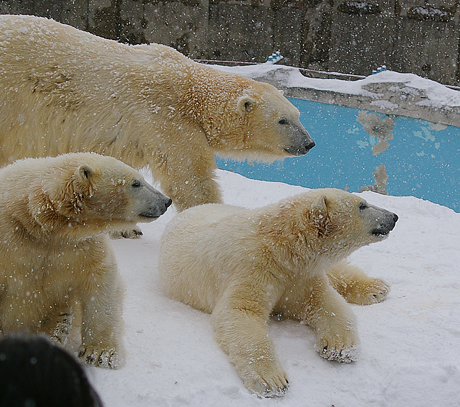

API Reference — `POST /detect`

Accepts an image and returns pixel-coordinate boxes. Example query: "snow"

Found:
[93,168,460,407]
[213,63,460,108]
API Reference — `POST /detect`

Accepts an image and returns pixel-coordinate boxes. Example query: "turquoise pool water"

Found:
[217,98,460,212]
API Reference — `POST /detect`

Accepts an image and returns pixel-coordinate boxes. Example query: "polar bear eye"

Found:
[358,202,368,211]
[131,179,142,188]
[278,118,288,125]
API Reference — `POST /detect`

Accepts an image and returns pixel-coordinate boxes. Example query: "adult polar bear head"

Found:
[159,188,398,397]
[8,153,172,240]
[180,66,315,160]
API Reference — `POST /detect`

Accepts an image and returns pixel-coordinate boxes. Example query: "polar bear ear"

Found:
[74,164,95,198]
[311,195,327,220]
[311,195,336,237]
[312,194,327,210]
[237,96,256,115]
[78,165,93,182]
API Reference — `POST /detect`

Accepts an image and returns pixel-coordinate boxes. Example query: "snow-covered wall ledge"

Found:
[212,64,460,128]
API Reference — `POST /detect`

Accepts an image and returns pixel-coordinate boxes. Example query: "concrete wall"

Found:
[1,0,460,86]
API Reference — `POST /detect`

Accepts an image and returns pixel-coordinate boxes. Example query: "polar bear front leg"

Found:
[41,303,75,346]
[211,283,288,397]
[304,273,360,363]
[327,260,390,305]
[78,268,125,369]
[156,138,222,212]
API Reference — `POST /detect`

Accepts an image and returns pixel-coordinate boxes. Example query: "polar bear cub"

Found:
[159,189,398,396]
[0,153,171,368]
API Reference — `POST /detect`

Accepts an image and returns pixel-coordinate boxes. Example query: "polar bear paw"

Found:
[327,263,390,305]
[316,335,360,363]
[343,277,390,305]
[78,345,124,369]
[243,368,289,398]
[359,278,390,305]
[50,312,74,346]
[109,227,143,239]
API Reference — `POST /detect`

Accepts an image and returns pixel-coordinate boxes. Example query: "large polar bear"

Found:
[159,189,398,397]
[0,153,171,368]
[0,15,314,213]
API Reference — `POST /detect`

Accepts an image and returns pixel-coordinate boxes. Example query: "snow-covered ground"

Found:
[93,169,460,407]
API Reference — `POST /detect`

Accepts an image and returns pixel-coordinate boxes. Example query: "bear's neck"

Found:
[181,64,254,135]
[256,206,353,274]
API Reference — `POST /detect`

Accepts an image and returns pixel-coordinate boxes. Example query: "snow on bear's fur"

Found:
[159,189,398,397]
[0,153,171,368]
[0,15,315,212]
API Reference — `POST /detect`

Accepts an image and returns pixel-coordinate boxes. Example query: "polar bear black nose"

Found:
[285,140,315,156]
[386,213,398,231]
[155,196,172,216]
[158,196,173,214]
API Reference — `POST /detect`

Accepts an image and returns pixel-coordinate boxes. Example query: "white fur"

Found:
[0,15,313,212]
[159,189,398,396]
[0,153,169,368]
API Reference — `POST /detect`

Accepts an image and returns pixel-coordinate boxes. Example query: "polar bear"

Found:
[0,153,171,368]
[0,15,314,213]
[159,189,398,396]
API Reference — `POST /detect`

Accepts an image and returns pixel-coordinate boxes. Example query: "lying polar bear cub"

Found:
[0,153,171,368]
[159,188,398,397]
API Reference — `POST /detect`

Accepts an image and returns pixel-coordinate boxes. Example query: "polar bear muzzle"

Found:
[129,179,172,220]
[282,125,315,156]
[371,212,398,237]
[360,202,398,238]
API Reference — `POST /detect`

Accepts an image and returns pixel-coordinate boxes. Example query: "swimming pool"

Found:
[217,98,460,212]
